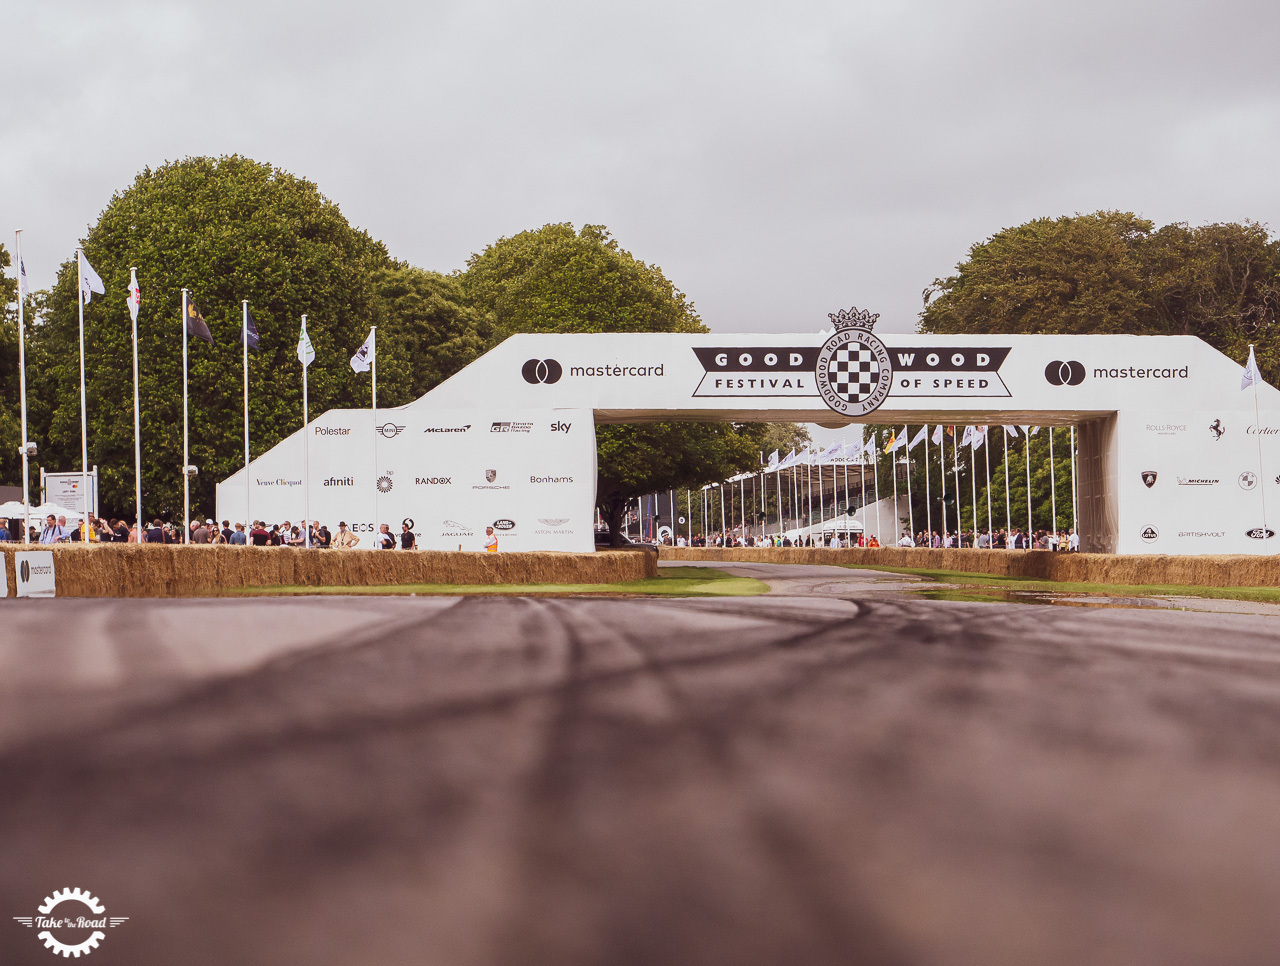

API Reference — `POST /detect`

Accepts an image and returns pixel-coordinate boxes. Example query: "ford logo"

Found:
[493,519,516,531]
[1246,528,1275,539]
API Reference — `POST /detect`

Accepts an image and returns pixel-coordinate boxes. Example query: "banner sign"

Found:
[0,554,7,597]
[14,551,56,598]
[217,409,595,553]
[41,470,97,517]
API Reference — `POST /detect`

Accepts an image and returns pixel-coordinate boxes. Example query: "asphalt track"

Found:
[3,562,1280,966]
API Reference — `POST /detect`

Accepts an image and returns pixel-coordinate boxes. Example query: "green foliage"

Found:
[28,156,392,519]
[0,243,21,492]
[921,211,1280,380]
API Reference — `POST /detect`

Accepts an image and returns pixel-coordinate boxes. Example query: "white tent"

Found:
[30,503,84,521]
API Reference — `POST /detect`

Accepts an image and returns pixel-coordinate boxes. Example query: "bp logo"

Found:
[815,306,892,417]
[376,475,394,493]
[13,887,129,958]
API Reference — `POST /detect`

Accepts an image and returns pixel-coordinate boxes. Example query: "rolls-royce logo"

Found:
[814,306,893,417]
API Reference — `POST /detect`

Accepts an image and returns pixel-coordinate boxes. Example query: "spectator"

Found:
[316,524,332,549]
[229,523,248,546]
[376,523,395,550]
[0,518,8,542]
[399,522,416,550]
[333,522,359,549]
[221,520,235,543]
[250,522,270,546]
[193,519,213,544]
[40,514,69,544]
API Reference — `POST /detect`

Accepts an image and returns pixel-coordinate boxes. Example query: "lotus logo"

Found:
[522,359,563,384]
[376,475,394,493]
[1140,525,1159,543]
[493,519,516,531]
[1141,470,1157,488]
[1246,528,1276,540]
[1045,360,1086,386]
[376,423,405,438]
[485,469,497,483]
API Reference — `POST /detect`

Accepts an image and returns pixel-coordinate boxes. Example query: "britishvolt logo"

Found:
[376,423,405,438]
[12,887,128,958]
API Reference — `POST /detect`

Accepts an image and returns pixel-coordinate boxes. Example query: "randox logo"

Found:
[1045,360,1086,386]
[815,306,893,417]
[376,423,405,438]
[1246,528,1276,540]
[376,475,394,493]
[414,476,451,485]
[522,359,563,384]
[1239,471,1258,491]
[1140,525,1159,543]
[12,887,129,958]
[1141,470,1157,488]
[493,519,516,531]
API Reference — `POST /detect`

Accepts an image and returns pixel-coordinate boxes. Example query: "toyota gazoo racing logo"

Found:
[376,422,405,438]
[1045,360,1086,386]
[13,887,128,958]
[522,359,563,384]
[815,306,893,417]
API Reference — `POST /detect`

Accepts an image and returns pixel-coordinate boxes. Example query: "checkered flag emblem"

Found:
[827,344,881,404]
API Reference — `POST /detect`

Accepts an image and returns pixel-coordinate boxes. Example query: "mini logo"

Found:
[376,475,393,493]
[815,306,893,416]
[486,469,497,483]
[522,359,563,384]
[1239,471,1258,490]
[1141,470,1157,488]
[1246,527,1276,540]
[1209,418,1226,440]
[551,421,572,433]
[20,560,30,582]
[13,887,128,958]
[538,518,570,527]
[493,519,516,531]
[1140,525,1160,543]
[377,423,405,438]
[1045,360,1087,386]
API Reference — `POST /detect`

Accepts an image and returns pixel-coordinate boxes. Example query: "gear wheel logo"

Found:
[13,887,127,958]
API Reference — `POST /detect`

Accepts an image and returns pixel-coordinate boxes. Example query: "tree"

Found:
[462,223,782,544]
[29,156,393,519]
[0,243,21,491]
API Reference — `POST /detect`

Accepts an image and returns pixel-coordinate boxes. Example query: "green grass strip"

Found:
[843,564,1280,604]
[223,566,767,598]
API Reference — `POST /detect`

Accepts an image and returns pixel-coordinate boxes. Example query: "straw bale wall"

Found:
[661,546,1280,588]
[0,545,656,598]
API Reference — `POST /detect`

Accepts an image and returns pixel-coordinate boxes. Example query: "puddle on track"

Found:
[916,586,1171,609]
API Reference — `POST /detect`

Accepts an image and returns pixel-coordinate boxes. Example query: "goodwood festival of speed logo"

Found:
[815,306,893,417]
[13,887,128,958]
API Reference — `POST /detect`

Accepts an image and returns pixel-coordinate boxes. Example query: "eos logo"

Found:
[551,421,572,433]
[1045,360,1086,386]
[415,476,451,485]
[376,423,405,438]
[522,359,563,384]
[1246,528,1276,540]
[1140,525,1159,543]
[493,519,516,531]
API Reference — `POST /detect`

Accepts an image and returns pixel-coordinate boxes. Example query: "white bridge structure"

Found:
[219,319,1280,554]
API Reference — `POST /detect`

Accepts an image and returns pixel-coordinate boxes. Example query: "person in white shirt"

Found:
[898,532,914,547]
[39,514,69,544]
[676,535,687,547]
[828,533,842,548]
[1068,529,1080,551]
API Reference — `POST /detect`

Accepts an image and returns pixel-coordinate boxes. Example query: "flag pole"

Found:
[1070,425,1078,539]
[302,314,311,549]
[1004,427,1012,539]
[243,300,251,531]
[969,432,978,542]
[984,427,993,542]
[182,288,190,543]
[1025,429,1033,539]
[15,231,31,542]
[890,434,899,542]
[131,268,142,541]
[372,326,379,535]
[76,249,90,539]
[951,429,961,547]
[1049,427,1057,537]
[1249,344,1268,538]
[923,427,931,543]
[939,429,948,544]
[905,432,914,541]
[872,433,881,543]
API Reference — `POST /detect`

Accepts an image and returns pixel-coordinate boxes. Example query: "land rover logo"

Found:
[814,306,892,417]
[493,519,516,531]
[1246,527,1276,540]
[1141,470,1157,488]
[1140,525,1159,543]
[485,469,497,483]
[1239,470,1258,490]
[376,422,405,438]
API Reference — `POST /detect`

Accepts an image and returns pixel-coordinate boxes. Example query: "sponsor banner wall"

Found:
[14,550,56,597]
[410,331,1280,423]
[217,409,595,553]
[1116,410,1280,555]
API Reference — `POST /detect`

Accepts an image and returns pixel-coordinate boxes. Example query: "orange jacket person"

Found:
[484,526,498,552]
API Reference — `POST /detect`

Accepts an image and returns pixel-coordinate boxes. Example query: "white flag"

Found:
[961,426,975,447]
[1242,346,1264,391]
[778,447,797,470]
[79,253,105,304]
[889,427,908,453]
[846,438,864,459]
[297,318,315,367]
[907,426,928,451]
[18,254,30,297]
[1030,426,1041,435]
[767,449,779,470]
[971,426,987,449]
[1004,425,1020,438]
[819,441,842,464]
[931,424,944,445]
[126,268,141,323]
[351,328,375,373]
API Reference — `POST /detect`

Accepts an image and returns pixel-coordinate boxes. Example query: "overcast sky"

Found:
[5,0,1279,339]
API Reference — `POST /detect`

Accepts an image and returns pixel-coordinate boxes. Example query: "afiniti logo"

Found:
[522,359,563,384]
[1045,360,1086,386]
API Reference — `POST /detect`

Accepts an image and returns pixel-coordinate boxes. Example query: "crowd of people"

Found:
[651,526,1080,550]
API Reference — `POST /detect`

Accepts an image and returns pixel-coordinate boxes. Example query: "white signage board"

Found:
[217,409,596,553]
[0,554,7,597]
[14,551,56,598]
[42,470,97,518]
